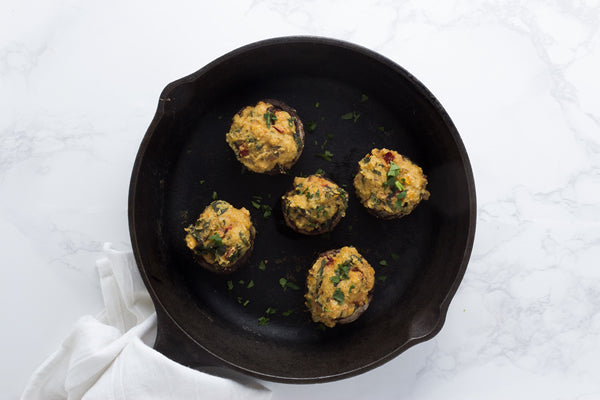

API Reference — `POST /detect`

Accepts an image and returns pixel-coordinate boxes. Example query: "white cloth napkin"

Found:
[21,243,272,400]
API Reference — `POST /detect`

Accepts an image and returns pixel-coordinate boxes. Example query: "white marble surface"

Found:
[2,0,599,398]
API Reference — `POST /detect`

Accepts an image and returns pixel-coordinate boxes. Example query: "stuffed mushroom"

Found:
[184,200,256,273]
[305,246,375,328]
[353,148,430,219]
[281,174,348,235]
[226,100,305,174]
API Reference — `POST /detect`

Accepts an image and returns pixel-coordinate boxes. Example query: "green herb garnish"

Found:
[258,260,267,271]
[341,111,360,122]
[211,191,218,200]
[361,94,369,102]
[279,278,288,289]
[282,309,294,316]
[207,233,223,247]
[307,121,317,132]
[315,168,326,175]
[264,111,277,129]
[279,277,300,291]
[379,260,388,266]
[247,280,255,289]
[227,280,233,291]
[377,275,387,283]
[258,316,270,326]
[391,253,400,261]
[265,307,277,315]
[332,288,345,304]
[315,150,333,162]
[395,190,408,208]
[388,161,401,177]
[315,102,320,108]
[262,204,272,218]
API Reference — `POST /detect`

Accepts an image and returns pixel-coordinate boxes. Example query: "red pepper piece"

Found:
[383,152,395,164]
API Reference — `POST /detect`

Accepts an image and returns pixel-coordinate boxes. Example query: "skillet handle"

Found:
[153,307,223,369]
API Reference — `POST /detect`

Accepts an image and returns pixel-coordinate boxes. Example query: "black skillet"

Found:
[128,36,476,383]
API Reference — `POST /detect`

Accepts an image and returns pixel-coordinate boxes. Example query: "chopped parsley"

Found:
[258,260,267,271]
[262,204,272,218]
[329,260,351,285]
[307,121,317,132]
[251,196,273,218]
[207,233,223,247]
[227,280,233,291]
[211,191,218,200]
[315,205,325,217]
[391,253,400,261]
[315,102,320,108]
[382,161,409,208]
[341,111,360,122]
[263,111,277,129]
[258,316,270,326]
[282,309,294,316]
[332,288,345,304]
[315,168,326,175]
[316,150,333,162]
[265,307,277,315]
[388,161,401,178]
[247,280,255,289]
[279,277,300,291]
[377,275,388,283]
[361,94,369,102]
[379,260,388,266]
[395,190,408,208]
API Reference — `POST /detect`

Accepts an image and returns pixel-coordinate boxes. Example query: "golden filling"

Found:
[354,148,430,217]
[305,246,375,328]
[226,101,302,173]
[282,174,348,233]
[184,200,255,269]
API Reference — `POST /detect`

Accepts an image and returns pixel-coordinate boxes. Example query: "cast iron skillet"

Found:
[128,36,476,383]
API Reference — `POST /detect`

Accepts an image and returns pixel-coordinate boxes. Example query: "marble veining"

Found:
[2,0,599,399]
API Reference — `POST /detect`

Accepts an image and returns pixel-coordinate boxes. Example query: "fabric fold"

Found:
[21,243,271,400]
